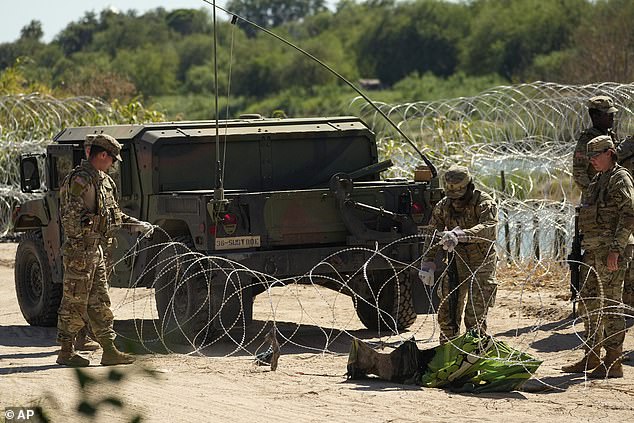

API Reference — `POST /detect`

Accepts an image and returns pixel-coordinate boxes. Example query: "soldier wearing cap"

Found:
[418,165,498,344]
[572,95,618,191]
[571,96,634,309]
[56,133,154,367]
[562,135,634,378]
[614,137,634,309]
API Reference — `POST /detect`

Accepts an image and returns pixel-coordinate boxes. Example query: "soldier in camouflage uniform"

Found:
[418,166,498,344]
[56,134,153,367]
[572,96,618,191]
[562,135,633,378]
[614,136,634,308]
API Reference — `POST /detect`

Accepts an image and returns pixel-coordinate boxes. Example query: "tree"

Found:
[54,12,99,55]
[175,34,215,82]
[113,47,179,97]
[227,0,327,37]
[551,0,634,83]
[91,9,171,56]
[20,20,44,41]
[356,0,469,85]
[459,0,588,80]
[166,9,211,35]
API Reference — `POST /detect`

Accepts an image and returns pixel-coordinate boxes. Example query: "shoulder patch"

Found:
[69,176,89,196]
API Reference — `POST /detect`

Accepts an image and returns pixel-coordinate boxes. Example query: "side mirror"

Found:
[20,156,41,193]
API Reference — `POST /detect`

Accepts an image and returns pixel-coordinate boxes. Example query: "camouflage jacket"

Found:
[616,135,634,176]
[579,163,634,254]
[60,160,138,250]
[573,127,617,190]
[424,189,498,260]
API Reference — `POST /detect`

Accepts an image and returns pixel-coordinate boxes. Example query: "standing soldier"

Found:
[562,135,634,378]
[418,166,498,344]
[615,137,634,308]
[56,134,154,367]
[572,96,618,191]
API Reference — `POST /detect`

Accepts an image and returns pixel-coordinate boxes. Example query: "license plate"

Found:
[215,235,261,250]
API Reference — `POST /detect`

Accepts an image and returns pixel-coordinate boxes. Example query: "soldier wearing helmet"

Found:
[562,135,634,378]
[572,95,618,190]
[56,133,154,367]
[419,165,498,344]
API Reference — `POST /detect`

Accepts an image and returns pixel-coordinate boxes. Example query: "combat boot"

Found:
[561,346,601,373]
[99,339,135,366]
[56,341,90,367]
[589,346,623,378]
[347,339,394,380]
[74,328,100,351]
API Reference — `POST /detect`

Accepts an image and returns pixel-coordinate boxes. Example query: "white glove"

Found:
[132,221,156,237]
[451,226,467,242]
[418,261,436,286]
[441,227,466,252]
[441,230,458,252]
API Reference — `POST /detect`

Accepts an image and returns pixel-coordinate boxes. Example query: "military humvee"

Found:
[13,116,442,340]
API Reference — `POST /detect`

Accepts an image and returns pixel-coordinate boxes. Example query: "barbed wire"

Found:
[2,84,633,393]
[0,94,124,237]
[111,228,631,392]
[353,81,634,263]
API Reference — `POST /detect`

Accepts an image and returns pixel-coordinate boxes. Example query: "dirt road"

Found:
[1,242,632,422]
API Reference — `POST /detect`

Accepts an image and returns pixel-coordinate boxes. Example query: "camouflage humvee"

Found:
[13,116,443,340]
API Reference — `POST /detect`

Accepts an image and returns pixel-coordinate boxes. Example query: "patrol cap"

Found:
[587,95,618,114]
[586,135,615,157]
[443,165,472,199]
[88,133,122,162]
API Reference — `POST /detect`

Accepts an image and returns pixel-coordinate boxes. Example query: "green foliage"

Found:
[166,8,212,35]
[175,34,215,81]
[113,47,179,97]
[460,0,589,79]
[357,0,469,84]
[2,1,633,119]
[54,12,99,55]
[0,59,51,95]
[242,84,352,117]
[90,9,171,56]
[227,0,327,37]
[391,72,506,102]
[151,93,246,120]
[111,98,166,124]
[20,20,44,41]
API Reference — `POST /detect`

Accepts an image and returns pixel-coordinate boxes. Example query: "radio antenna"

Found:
[200,0,437,178]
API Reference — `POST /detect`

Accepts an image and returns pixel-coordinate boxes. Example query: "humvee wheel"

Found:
[154,236,214,346]
[354,270,416,333]
[14,230,62,326]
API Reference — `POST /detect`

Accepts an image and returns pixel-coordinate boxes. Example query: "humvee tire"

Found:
[14,230,62,326]
[154,235,213,346]
[354,270,416,333]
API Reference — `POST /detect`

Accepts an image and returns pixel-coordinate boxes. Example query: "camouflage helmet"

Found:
[443,165,472,199]
[587,95,618,114]
[587,135,615,158]
[88,133,123,162]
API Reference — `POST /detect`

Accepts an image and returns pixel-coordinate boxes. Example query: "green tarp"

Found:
[417,330,542,393]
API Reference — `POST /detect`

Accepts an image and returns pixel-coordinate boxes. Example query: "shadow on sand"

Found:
[113,318,390,359]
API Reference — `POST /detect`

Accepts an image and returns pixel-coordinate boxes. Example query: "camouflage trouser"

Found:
[578,250,626,350]
[623,244,634,310]
[437,245,497,342]
[57,245,115,344]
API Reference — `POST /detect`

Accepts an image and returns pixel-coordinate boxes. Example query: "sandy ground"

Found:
[1,242,633,423]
